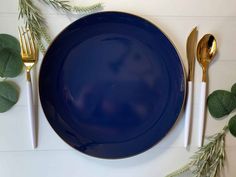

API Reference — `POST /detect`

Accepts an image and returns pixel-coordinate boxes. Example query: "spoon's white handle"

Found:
[184,81,193,148]
[198,82,207,147]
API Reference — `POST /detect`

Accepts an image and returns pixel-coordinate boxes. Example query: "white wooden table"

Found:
[0,0,236,176]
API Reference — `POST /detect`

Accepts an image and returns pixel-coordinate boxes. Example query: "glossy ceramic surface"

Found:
[39,12,185,159]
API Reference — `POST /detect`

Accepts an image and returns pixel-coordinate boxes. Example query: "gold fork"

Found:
[18,27,38,149]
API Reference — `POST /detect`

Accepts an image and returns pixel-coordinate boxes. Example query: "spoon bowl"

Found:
[197,34,217,82]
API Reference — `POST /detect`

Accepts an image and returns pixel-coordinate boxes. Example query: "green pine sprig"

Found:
[72,3,103,13]
[42,0,71,11]
[41,0,103,13]
[19,0,103,54]
[191,126,227,177]
[19,0,51,53]
[166,126,228,177]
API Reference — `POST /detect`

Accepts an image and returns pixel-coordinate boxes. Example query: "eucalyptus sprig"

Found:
[0,34,22,112]
[19,0,102,53]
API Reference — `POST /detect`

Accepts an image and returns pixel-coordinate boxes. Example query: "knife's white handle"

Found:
[184,81,193,148]
[198,82,207,147]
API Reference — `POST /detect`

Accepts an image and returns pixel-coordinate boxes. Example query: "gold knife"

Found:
[184,27,198,148]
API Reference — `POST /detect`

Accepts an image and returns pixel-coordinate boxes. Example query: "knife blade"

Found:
[184,27,198,148]
[187,27,198,81]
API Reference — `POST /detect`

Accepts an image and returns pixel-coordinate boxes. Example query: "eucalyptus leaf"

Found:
[0,34,20,52]
[231,83,236,96]
[207,90,236,118]
[0,48,23,78]
[229,115,236,137]
[0,81,19,113]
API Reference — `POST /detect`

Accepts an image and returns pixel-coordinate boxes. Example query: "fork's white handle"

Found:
[27,77,37,149]
[198,82,207,147]
[184,81,193,148]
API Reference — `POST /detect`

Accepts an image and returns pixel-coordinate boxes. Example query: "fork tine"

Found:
[21,27,30,55]
[35,43,38,59]
[29,29,38,59]
[29,30,39,60]
[18,27,26,55]
[25,28,33,56]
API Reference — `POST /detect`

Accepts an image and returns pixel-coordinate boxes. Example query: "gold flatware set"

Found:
[185,28,217,148]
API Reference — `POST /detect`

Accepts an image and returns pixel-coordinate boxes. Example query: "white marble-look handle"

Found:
[184,81,193,148]
[26,75,36,149]
[198,82,207,147]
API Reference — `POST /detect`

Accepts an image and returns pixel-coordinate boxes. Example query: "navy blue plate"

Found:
[39,12,185,159]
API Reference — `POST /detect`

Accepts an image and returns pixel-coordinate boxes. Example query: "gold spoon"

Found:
[196,34,217,147]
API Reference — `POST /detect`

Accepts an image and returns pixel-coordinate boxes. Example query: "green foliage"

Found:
[207,82,236,139]
[19,0,102,53]
[0,48,23,78]
[0,34,22,112]
[0,81,19,113]
[207,90,236,118]
[229,115,236,137]
[167,83,236,177]
[231,83,236,96]
[72,3,103,13]
[0,34,20,52]
[19,0,50,53]
[42,0,102,13]
[166,126,228,177]
[191,127,227,177]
